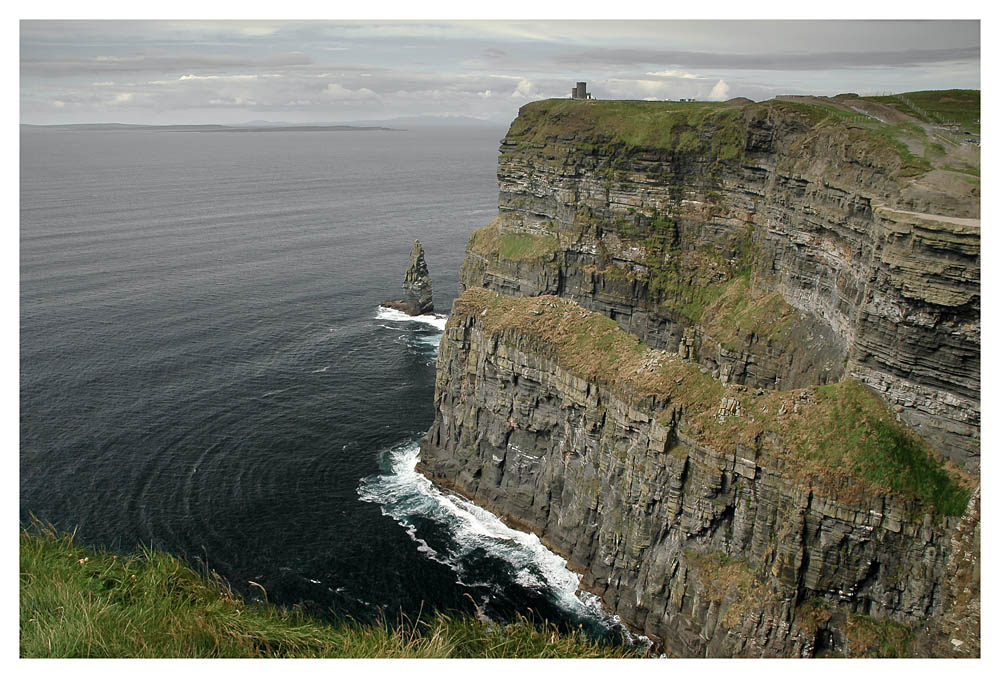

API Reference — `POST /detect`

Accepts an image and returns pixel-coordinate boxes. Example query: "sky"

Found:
[19,18,981,126]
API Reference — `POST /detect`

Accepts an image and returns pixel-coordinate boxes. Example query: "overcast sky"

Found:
[19,19,981,125]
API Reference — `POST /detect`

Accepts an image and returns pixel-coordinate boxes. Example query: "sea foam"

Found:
[357,440,649,646]
[375,305,448,332]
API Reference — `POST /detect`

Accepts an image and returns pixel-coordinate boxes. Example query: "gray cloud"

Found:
[551,46,980,71]
[20,50,314,77]
[21,68,572,121]
[19,20,981,125]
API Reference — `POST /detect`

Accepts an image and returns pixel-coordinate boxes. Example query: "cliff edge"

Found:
[418,92,980,657]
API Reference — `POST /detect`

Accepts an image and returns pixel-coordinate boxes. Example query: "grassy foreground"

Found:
[20,523,642,658]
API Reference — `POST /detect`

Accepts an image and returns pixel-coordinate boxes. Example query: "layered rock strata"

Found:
[418,291,975,657]
[418,97,980,657]
[459,99,980,472]
[382,239,434,315]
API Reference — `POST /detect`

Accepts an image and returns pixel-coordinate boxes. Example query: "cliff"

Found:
[460,97,980,472]
[20,525,639,658]
[419,94,980,657]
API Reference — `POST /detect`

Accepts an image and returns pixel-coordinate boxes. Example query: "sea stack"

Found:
[382,240,433,315]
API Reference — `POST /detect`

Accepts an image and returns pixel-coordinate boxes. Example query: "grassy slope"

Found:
[862,89,980,133]
[506,98,747,161]
[509,91,980,184]
[467,218,560,262]
[20,524,641,658]
[454,289,972,516]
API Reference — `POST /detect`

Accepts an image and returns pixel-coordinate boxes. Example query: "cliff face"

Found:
[459,99,980,472]
[419,292,975,656]
[419,97,980,657]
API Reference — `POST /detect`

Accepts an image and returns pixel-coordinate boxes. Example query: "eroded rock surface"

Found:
[459,100,980,471]
[419,97,980,657]
[382,240,434,315]
[419,294,975,657]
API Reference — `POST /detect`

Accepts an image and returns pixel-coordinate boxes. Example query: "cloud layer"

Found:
[20,20,981,125]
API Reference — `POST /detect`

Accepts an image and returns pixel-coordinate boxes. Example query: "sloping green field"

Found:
[19,523,642,658]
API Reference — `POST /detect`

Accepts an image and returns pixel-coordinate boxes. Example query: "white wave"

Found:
[358,441,643,641]
[413,335,443,348]
[311,366,330,373]
[375,306,448,332]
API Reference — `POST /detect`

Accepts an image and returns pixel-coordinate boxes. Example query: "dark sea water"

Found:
[19,126,636,643]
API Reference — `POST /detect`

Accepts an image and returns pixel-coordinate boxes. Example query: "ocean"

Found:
[19,126,636,643]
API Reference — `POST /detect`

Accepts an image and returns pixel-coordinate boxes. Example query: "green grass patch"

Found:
[700,275,798,352]
[466,219,560,262]
[499,232,560,261]
[640,225,756,325]
[708,381,972,516]
[924,141,947,161]
[723,380,972,515]
[944,165,980,178]
[811,382,971,515]
[844,611,912,658]
[647,258,731,324]
[611,209,679,246]
[20,522,643,658]
[508,99,747,162]
[454,289,707,400]
[857,123,933,176]
[863,89,980,133]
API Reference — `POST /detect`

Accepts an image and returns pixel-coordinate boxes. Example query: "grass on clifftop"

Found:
[508,99,747,161]
[507,96,968,181]
[737,380,973,515]
[453,289,972,516]
[862,89,980,133]
[20,522,641,658]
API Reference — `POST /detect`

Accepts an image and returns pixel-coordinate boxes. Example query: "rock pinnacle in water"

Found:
[382,240,434,315]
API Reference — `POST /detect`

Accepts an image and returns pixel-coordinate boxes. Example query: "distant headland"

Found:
[20,123,400,133]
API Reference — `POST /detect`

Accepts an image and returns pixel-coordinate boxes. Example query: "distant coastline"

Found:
[20,123,401,133]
